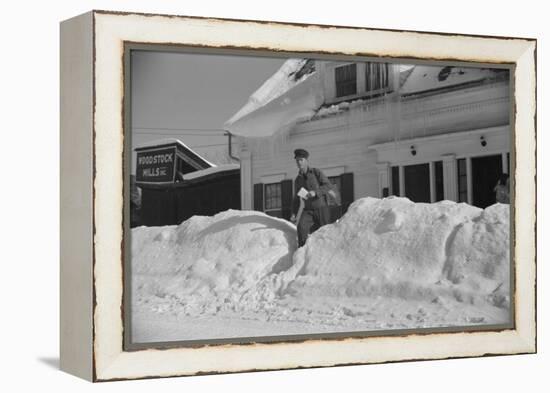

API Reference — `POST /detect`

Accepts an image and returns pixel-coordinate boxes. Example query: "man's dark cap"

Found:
[294,149,309,159]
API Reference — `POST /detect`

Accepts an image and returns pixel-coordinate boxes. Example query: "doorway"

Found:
[471,155,503,208]
[404,163,431,203]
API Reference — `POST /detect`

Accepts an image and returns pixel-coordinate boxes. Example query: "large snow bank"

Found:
[280,198,509,307]
[132,197,510,338]
[132,210,297,314]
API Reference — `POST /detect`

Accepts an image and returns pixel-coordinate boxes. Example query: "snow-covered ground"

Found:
[131,197,510,343]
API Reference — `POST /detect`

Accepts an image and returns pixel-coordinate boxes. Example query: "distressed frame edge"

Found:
[59,11,95,381]
[512,39,537,354]
[91,8,538,42]
[89,11,537,381]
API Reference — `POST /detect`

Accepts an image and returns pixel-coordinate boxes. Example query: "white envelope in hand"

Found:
[297,187,309,199]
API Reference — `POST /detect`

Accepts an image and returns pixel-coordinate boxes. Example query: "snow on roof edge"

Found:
[180,163,240,181]
[225,61,507,133]
[225,59,314,127]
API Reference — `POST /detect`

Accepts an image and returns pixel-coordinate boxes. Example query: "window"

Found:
[365,62,389,93]
[264,183,282,213]
[457,158,468,203]
[327,176,342,206]
[335,64,357,97]
[471,155,503,208]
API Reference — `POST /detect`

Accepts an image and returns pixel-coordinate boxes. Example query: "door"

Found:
[404,163,430,203]
[471,155,503,208]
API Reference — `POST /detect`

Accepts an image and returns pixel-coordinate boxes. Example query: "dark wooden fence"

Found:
[136,170,240,227]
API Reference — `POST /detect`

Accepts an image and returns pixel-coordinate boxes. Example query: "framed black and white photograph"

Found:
[60,10,537,382]
[127,48,514,346]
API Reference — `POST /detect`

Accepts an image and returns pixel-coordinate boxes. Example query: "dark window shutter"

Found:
[340,172,354,214]
[391,166,400,196]
[435,161,444,202]
[253,183,264,211]
[280,179,293,221]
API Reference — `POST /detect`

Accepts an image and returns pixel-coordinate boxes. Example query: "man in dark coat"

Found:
[290,149,332,247]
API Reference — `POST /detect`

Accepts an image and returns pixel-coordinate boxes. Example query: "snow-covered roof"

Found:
[225,61,506,138]
[224,59,323,140]
[179,163,239,181]
[400,65,504,95]
[225,59,316,127]
[134,138,217,168]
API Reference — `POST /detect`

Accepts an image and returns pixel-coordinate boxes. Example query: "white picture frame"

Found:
[60,10,536,382]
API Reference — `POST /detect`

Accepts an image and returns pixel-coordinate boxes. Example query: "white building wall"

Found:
[244,75,510,208]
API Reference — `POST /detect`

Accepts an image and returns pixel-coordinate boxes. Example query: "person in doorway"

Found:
[494,173,510,204]
[290,149,333,247]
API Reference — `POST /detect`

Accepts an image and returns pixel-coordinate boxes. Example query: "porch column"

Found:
[398,166,405,197]
[442,154,458,202]
[240,149,253,210]
[376,162,390,198]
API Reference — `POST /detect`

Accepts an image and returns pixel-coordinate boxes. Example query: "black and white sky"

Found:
[131,50,286,168]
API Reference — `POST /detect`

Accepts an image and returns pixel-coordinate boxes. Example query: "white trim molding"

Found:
[240,149,253,210]
[375,162,390,197]
[260,173,286,184]
[320,165,346,177]
[369,125,511,166]
[442,154,459,201]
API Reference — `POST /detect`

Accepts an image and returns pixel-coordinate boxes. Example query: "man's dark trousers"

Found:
[297,206,330,247]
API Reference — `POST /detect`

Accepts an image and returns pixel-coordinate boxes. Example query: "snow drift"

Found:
[132,209,297,315]
[279,198,509,307]
[131,197,510,340]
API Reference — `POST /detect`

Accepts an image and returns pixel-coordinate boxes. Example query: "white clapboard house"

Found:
[225,59,510,222]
